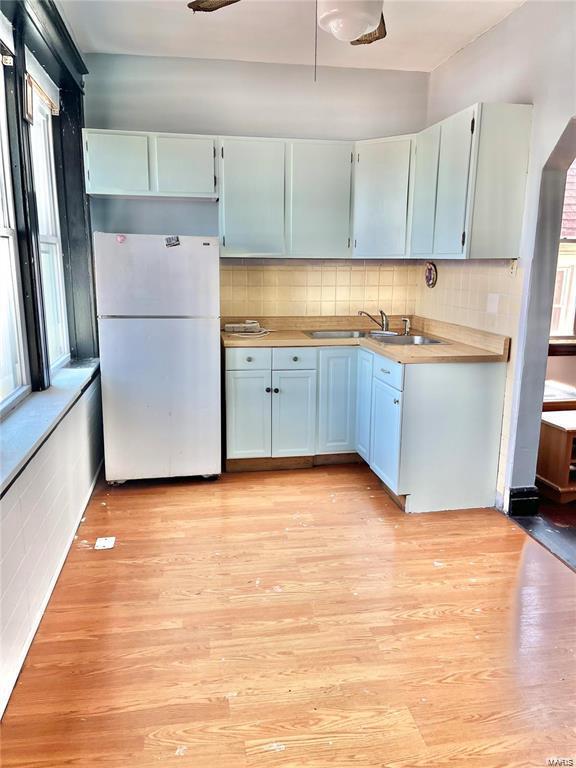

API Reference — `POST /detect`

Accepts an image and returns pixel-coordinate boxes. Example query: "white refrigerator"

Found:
[94,233,221,482]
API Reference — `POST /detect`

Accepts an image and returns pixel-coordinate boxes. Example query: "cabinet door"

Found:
[370,377,402,493]
[272,370,317,457]
[317,348,357,454]
[433,106,476,257]
[353,139,411,259]
[85,132,150,194]
[220,138,285,256]
[226,370,271,459]
[154,136,215,197]
[355,349,373,462]
[287,141,352,258]
[410,124,441,256]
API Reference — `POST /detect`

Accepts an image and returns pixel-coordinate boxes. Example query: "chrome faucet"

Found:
[358,309,389,331]
[401,317,411,336]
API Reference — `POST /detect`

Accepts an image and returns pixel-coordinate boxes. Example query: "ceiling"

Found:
[57,0,525,73]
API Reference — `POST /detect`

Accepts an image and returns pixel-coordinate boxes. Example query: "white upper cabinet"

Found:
[353,137,412,259]
[84,131,150,195]
[410,103,532,260]
[83,130,216,198]
[152,136,215,197]
[433,105,476,257]
[467,103,532,260]
[410,124,441,256]
[286,141,353,258]
[220,138,286,257]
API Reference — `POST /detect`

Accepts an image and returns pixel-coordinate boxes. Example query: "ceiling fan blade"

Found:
[187,0,241,11]
[350,13,386,45]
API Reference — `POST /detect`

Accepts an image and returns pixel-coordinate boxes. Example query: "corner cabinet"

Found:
[317,348,357,454]
[410,103,532,260]
[355,348,373,463]
[83,130,217,198]
[352,137,412,259]
[219,138,286,257]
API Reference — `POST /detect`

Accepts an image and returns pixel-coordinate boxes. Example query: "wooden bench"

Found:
[537,410,576,503]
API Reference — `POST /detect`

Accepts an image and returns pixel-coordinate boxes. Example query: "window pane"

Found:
[40,240,68,365]
[29,89,69,367]
[0,237,25,402]
[30,99,57,237]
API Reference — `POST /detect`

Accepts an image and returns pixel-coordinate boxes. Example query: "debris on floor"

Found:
[94,536,116,550]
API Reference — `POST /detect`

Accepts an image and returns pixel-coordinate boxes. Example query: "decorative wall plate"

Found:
[424,261,438,289]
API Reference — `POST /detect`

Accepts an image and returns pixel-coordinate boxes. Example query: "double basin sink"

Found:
[305,330,444,345]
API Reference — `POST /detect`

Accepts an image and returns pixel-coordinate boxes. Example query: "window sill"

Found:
[0,359,100,497]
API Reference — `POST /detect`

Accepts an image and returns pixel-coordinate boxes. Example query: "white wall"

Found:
[425,0,576,498]
[84,53,428,140]
[0,380,103,717]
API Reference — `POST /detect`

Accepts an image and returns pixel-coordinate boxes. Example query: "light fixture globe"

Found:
[317,0,383,42]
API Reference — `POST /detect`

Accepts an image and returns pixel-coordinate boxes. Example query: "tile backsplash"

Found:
[220,259,418,318]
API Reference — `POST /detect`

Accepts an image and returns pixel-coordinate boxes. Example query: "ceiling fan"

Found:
[186,0,387,46]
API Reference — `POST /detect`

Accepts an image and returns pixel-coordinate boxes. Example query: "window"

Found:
[29,89,69,368]
[551,160,576,337]
[0,63,29,413]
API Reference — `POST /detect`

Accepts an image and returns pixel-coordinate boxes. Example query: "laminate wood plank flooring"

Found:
[1,465,574,767]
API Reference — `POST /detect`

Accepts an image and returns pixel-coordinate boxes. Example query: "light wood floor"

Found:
[1,465,575,767]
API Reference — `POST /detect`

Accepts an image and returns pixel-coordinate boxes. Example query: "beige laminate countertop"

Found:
[221,328,509,365]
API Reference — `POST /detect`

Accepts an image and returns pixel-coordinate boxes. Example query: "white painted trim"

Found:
[25,47,59,108]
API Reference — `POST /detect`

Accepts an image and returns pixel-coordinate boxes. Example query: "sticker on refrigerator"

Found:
[165,236,181,248]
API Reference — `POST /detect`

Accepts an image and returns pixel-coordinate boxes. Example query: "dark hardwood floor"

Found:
[1,465,575,767]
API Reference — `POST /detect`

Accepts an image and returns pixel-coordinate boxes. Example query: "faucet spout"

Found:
[358,309,389,331]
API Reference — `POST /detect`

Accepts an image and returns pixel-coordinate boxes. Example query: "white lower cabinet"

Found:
[225,346,506,512]
[225,348,317,459]
[225,370,272,459]
[317,347,357,454]
[370,377,403,494]
[355,348,373,462]
[272,370,317,457]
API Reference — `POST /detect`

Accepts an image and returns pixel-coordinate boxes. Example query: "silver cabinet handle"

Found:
[381,368,391,374]
[394,398,400,404]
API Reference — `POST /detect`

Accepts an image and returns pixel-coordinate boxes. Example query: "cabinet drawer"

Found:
[373,354,404,391]
[272,348,317,370]
[226,348,272,370]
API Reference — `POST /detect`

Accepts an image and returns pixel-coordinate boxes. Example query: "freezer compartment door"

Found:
[94,233,219,317]
[99,318,221,481]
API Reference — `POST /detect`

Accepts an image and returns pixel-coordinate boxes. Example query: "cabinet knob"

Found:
[292,356,299,362]
[394,398,400,404]
[381,368,391,375]
[265,387,271,393]
[246,356,253,362]
[273,388,280,394]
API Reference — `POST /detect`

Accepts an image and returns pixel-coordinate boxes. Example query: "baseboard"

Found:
[508,485,540,517]
[0,459,102,720]
[226,453,361,472]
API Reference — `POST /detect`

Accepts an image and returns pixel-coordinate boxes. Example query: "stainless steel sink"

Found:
[306,330,369,339]
[306,330,399,339]
[375,335,444,345]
